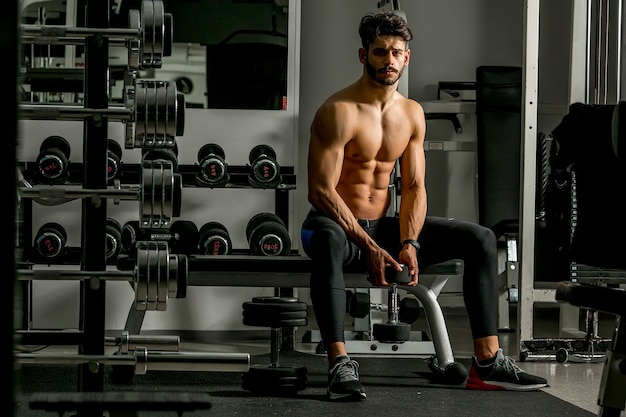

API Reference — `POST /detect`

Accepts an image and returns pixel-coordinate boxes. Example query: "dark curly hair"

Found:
[358,12,413,50]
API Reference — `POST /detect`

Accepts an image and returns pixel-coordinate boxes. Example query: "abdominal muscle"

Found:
[336,159,395,220]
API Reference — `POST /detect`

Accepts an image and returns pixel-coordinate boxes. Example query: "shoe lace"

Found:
[498,355,523,380]
[332,359,360,382]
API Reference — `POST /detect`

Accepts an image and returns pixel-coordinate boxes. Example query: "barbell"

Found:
[15,347,250,375]
[19,158,181,228]
[19,79,184,150]
[17,241,187,312]
[20,0,172,70]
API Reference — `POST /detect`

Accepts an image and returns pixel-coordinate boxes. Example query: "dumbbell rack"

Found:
[14,1,249,402]
[17,161,297,265]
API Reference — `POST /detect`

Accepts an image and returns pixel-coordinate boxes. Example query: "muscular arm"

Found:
[307,101,379,251]
[397,101,427,284]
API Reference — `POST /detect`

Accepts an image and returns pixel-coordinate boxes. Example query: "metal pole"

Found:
[79,0,110,395]
[517,0,540,350]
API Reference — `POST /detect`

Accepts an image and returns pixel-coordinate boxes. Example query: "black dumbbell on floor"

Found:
[35,135,71,184]
[241,296,308,395]
[121,219,199,255]
[399,296,420,324]
[346,290,370,319]
[346,288,420,323]
[246,212,291,256]
[196,143,229,187]
[33,222,67,263]
[198,221,232,255]
[248,144,281,187]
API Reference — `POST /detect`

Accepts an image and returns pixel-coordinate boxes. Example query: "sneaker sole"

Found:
[328,390,367,401]
[466,377,547,391]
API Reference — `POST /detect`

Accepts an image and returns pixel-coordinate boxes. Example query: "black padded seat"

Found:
[475,66,523,238]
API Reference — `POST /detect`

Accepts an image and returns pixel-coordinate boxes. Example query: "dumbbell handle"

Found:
[20,25,141,44]
[15,348,250,374]
[387,283,400,324]
[123,226,185,253]
[19,104,132,121]
[19,185,141,203]
[114,332,180,354]
[16,269,135,282]
[148,232,181,241]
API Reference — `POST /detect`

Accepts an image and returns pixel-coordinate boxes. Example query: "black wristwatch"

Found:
[401,239,420,253]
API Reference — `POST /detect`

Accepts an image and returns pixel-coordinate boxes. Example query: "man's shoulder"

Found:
[317,93,359,116]
[397,93,423,111]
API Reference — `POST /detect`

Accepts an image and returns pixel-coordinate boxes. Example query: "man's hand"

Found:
[399,245,419,286]
[365,247,402,287]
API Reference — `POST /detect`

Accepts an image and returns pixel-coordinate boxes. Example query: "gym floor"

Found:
[14,301,624,416]
[173,301,623,416]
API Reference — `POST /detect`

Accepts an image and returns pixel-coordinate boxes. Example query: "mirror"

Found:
[19,0,290,111]
[158,0,290,110]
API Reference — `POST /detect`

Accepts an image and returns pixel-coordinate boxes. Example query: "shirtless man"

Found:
[300,12,548,401]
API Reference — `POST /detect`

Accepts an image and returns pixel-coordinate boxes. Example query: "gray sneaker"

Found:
[466,348,548,391]
[327,355,366,401]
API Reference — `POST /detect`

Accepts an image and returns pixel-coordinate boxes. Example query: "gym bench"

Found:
[184,255,467,383]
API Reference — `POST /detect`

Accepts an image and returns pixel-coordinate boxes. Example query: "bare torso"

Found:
[333,88,417,219]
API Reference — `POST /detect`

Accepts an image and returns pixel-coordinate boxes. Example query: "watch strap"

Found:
[401,239,420,253]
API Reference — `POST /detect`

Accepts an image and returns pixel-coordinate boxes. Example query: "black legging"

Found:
[300,210,499,349]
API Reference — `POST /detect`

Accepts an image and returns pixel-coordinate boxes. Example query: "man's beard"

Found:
[365,59,403,86]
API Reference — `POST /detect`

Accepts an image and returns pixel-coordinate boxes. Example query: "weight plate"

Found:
[134,80,148,147]
[172,173,182,218]
[372,322,411,343]
[135,241,150,310]
[242,366,307,394]
[242,310,308,323]
[250,296,300,304]
[155,80,168,146]
[152,1,164,66]
[146,81,158,146]
[243,300,308,313]
[140,160,155,227]
[175,254,188,299]
[127,8,141,71]
[163,13,173,57]
[166,81,179,142]
[146,241,160,310]
[161,160,174,226]
[140,0,155,67]
[242,317,307,328]
[175,92,185,137]
[156,241,169,311]
[168,253,179,298]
